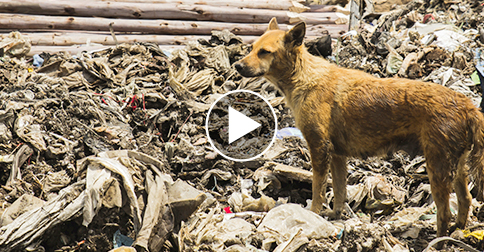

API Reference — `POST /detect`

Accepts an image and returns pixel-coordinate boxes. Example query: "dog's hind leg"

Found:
[309,153,330,215]
[426,152,453,237]
[453,150,471,230]
[329,154,347,219]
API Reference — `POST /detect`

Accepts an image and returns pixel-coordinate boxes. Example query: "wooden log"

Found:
[175,5,339,24]
[302,12,349,25]
[0,1,196,20]
[22,33,209,46]
[0,29,109,34]
[268,162,333,186]
[2,32,327,49]
[11,32,324,46]
[0,0,335,24]
[96,0,307,11]
[307,24,347,37]
[0,14,347,37]
[308,4,351,14]
[272,162,313,184]
[12,32,268,46]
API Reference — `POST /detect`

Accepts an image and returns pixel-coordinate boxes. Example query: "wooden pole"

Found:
[6,32,323,46]
[95,0,307,11]
[0,0,337,24]
[12,32,263,46]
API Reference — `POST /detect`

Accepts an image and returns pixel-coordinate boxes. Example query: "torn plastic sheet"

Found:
[133,170,173,251]
[82,161,113,227]
[0,181,85,251]
[78,157,142,232]
[257,204,338,240]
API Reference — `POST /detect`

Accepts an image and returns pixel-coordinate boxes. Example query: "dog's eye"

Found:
[258,49,271,56]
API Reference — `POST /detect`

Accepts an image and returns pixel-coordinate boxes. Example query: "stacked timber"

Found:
[0,0,349,56]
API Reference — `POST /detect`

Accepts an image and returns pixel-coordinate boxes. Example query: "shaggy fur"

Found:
[234,18,484,237]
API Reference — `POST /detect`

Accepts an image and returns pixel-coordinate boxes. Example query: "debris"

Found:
[42,170,71,198]
[306,34,333,57]
[386,45,403,75]
[464,229,484,240]
[422,236,480,252]
[0,194,44,226]
[0,31,31,57]
[275,127,304,139]
[0,181,85,251]
[341,218,386,251]
[109,246,136,252]
[272,162,313,183]
[113,230,134,249]
[32,54,44,67]
[257,204,338,240]
[228,192,276,212]
[0,0,484,250]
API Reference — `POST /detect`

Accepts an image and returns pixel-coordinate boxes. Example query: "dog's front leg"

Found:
[308,140,332,215]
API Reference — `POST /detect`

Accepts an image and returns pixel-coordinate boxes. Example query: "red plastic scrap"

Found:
[423,14,435,24]
[129,95,138,110]
[142,93,146,111]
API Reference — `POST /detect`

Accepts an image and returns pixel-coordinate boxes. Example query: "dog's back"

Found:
[326,68,481,159]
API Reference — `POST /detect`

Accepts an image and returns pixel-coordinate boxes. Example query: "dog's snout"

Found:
[234,62,244,72]
[234,61,263,77]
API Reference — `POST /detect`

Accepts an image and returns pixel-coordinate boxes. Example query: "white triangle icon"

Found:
[228,106,261,144]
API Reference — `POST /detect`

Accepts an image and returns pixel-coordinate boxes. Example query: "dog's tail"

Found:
[469,111,484,201]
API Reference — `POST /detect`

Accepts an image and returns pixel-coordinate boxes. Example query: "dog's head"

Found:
[234,18,306,78]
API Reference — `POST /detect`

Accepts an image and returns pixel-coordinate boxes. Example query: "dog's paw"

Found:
[319,209,342,220]
[448,224,458,234]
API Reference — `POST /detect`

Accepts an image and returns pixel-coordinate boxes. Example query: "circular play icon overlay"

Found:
[205,90,277,162]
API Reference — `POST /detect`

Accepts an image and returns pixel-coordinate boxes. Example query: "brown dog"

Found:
[234,18,484,237]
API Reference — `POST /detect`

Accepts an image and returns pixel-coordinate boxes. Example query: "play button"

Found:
[206,90,277,162]
[228,106,261,144]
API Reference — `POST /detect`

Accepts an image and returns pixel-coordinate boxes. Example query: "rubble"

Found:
[0,0,484,251]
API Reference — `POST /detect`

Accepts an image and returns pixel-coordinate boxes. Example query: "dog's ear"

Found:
[267,17,279,31]
[284,22,306,47]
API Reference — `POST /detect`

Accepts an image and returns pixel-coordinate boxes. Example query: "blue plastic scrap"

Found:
[32,54,44,68]
[113,230,134,248]
[477,61,484,110]
[275,127,304,140]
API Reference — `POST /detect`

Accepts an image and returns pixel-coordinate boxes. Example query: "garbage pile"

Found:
[1,0,484,251]
[337,0,484,106]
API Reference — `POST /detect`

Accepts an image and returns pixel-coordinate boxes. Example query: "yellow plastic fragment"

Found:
[463,229,484,240]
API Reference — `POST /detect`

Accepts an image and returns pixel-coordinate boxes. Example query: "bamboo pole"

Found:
[0,14,347,37]
[0,0,337,24]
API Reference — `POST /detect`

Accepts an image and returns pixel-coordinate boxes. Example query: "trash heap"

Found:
[337,0,484,106]
[1,0,484,251]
